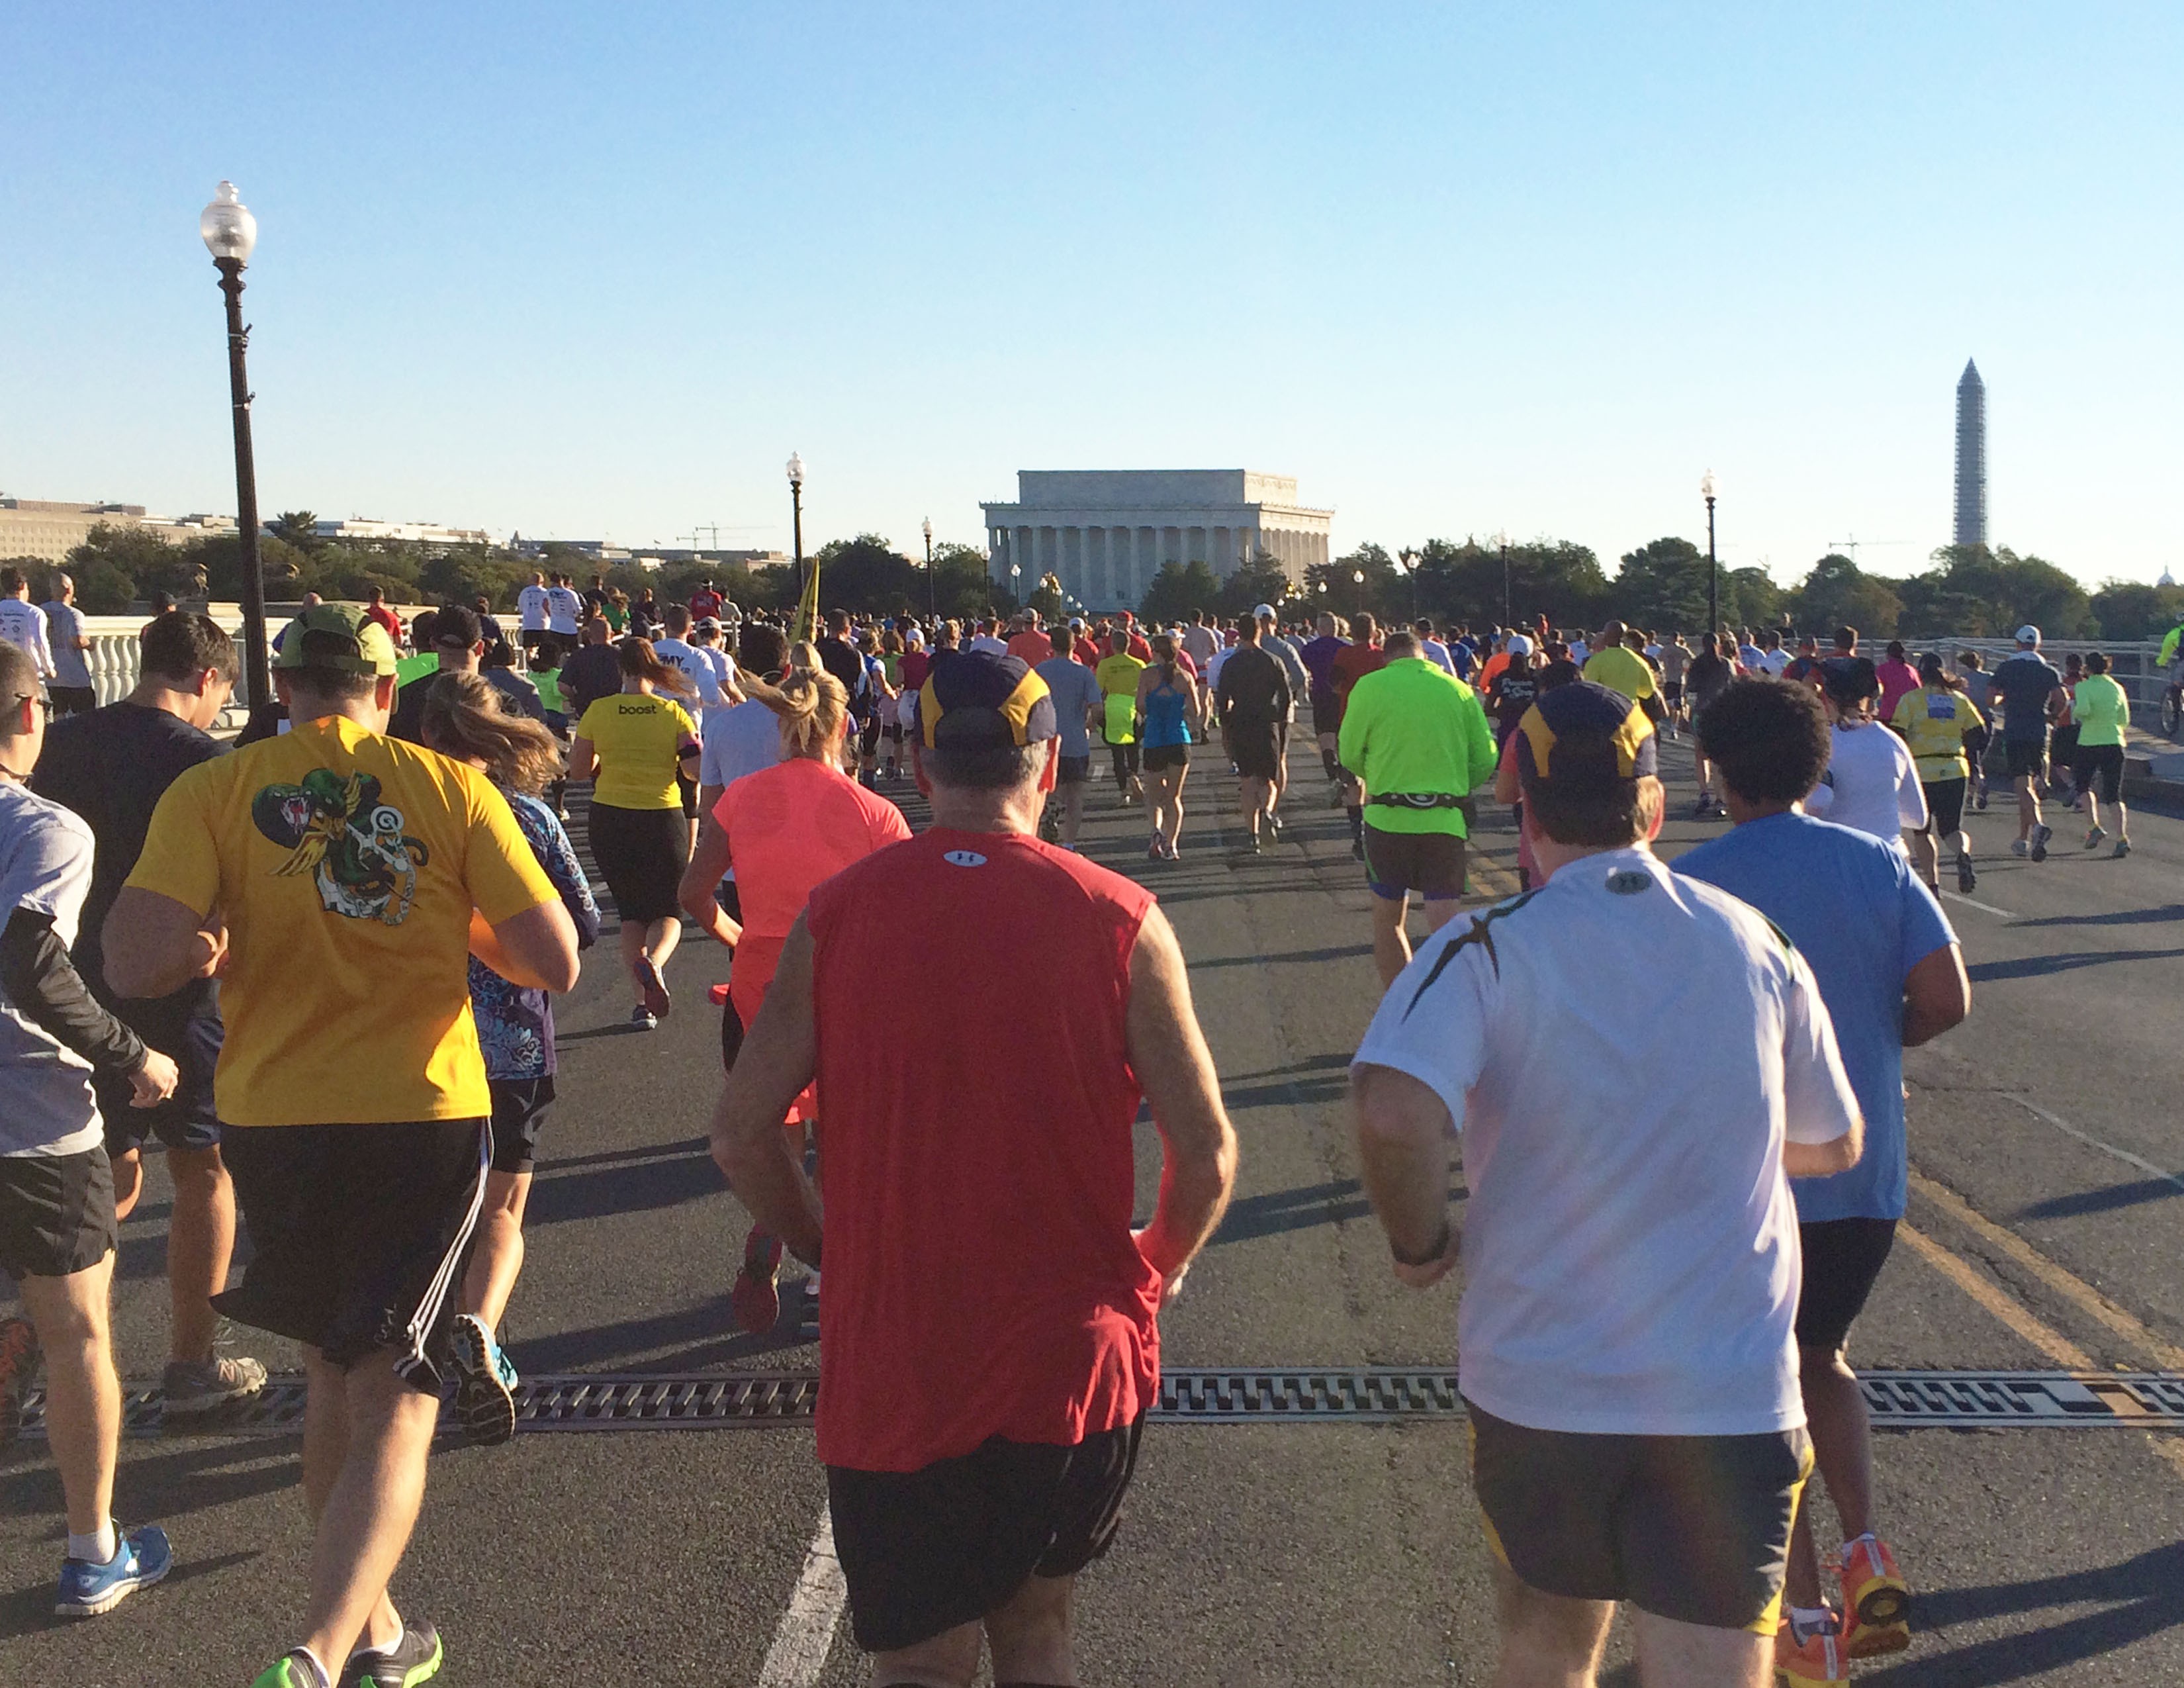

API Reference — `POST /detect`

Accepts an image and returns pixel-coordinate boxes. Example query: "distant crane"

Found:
[1829,536,1915,563]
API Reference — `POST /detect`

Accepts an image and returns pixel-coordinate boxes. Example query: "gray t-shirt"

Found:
[43,602,91,689]
[0,782,104,1156]
[1035,656,1105,759]
[700,699,786,790]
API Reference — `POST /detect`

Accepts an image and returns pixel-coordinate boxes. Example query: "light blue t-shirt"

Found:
[1676,812,1955,1222]
[1034,655,1105,760]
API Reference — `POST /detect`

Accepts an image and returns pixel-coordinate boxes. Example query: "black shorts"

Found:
[1143,744,1189,773]
[49,685,98,718]
[829,1413,1145,1653]
[0,1146,115,1280]
[1962,723,1991,763]
[1794,1217,1897,1353]
[2073,742,2125,804]
[488,1076,556,1174]
[1919,777,1967,839]
[1227,718,1282,782]
[2050,725,2080,771]
[588,800,690,924]
[1056,754,1090,786]
[1363,825,1466,902]
[1311,698,1342,739]
[1468,1401,1811,1632]
[2005,736,2048,779]
[858,718,883,758]
[721,992,746,1072]
[214,1119,489,1391]
[1662,681,1684,706]
[97,994,222,1158]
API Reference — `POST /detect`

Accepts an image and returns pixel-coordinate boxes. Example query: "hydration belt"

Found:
[1367,792,1463,810]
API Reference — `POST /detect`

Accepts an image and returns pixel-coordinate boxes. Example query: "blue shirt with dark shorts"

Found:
[1677,812,1955,1221]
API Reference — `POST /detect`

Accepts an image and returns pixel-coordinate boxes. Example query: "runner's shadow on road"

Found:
[510,1299,807,1373]
[524,1142,726,1227]
[1860,1541,2184,1685]
[2011,902,2184,929]
[1966,947,2184,982]
[2022,1177,2180,1219]
[1191,944,1374,970]
[0,1547,259,1640]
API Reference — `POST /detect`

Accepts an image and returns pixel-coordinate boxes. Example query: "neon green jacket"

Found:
[1337,658,1498,837]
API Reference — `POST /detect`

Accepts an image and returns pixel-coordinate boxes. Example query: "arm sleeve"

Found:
[1779,950,1860,1147]
[0,909,146,1074]
[1351,923,1490,1131]
[465,778,563,924]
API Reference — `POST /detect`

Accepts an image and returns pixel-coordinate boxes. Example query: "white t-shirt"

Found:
[695,645,736,712]
[1804,721,1926,847]
[517,584,551,632]
[651,637,721,708]
[0,783,104,1156]
[700,699,786,792]
[1181,625,1219,667]
[1352,845,1858,1437]
[1419,637,1457,675]
[545,586,583,635]
[966,634,1007,657]
[1757,649,1793,677]
[42,602,91,688]
[1567,639,1589,665]
[0,600,56,679]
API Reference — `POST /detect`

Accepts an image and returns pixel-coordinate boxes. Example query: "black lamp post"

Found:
[199,181,269,715]
[922,516,934,619]
[786,452,806,633]
[1702,471,1719,641]
[1397,547,1420,620]
[1496,530,1511,628]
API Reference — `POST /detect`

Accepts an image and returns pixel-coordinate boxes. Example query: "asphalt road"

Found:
[5,729,2183,1685]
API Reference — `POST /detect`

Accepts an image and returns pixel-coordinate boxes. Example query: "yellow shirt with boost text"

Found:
[1095,653,1146,745]
[124,716,560,1126]
[578,694,699,809]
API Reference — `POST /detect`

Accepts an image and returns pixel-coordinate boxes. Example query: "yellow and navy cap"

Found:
[919,651,1058,749]
[1514,680,1657,788]
[271,602,400,677]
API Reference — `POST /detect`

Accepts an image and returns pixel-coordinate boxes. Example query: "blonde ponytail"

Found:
[744,665,848,762]
[420,671,565,794]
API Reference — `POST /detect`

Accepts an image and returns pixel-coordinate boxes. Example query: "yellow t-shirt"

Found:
[1095,653,1146,745]
[124,716,559,1126]
[577,693,698,810]
[1581,644,1657,702]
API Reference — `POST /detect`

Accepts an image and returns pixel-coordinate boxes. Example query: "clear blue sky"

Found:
[6,3,2179,587]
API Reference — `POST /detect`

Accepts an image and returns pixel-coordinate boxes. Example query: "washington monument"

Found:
[1954,357,1987,546]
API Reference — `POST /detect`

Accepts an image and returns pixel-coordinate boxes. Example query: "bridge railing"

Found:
[1913,638,2169,727]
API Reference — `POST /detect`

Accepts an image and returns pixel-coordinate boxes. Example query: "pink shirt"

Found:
[1876,659,1922,724]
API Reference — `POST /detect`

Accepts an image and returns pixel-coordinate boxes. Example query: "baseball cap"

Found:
[2015,624,2041,644]
[1513,680,1658,789]
[1504,633,1534,657]
[1253,602,1277,620]
[272,602,400,677]
[695,616,723,632]
[433,605,482,650]
[918,650,1057,749]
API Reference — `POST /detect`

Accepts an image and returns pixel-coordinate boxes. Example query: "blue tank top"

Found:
[1142,676,1191,748]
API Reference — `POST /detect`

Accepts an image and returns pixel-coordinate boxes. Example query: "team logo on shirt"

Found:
[251,769,431,926]
[942,849,987,868]
[1606,869,1652,896]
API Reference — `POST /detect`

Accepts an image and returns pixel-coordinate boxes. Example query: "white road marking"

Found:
[2007,1095,2184,1197]
[756,1507,847,1687]
[1941,889,2017,919]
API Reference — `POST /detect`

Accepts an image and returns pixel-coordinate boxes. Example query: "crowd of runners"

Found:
[23,568,2168,1684]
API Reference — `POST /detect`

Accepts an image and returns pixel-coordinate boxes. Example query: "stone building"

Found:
[980,471,1333,611]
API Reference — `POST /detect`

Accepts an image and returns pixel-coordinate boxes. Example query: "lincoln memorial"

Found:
[981,470,1334,611]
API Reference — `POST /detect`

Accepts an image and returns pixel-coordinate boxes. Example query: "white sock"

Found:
[67,1519,118,1564]
[353,1621,405,1660]
[1789,1603,1834,1640]
[288,1646,333,1688]
[1842,1530,1879,1562]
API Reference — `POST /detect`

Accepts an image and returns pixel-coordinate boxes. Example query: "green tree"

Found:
[1411,537,1613,633]
[1306,543,1400,619]
[1612,537,1715,633]
[809,534,922,617]
[2088,581,2184,641]
[1788,554,1903,640]
[1139,560,1220,627]
[269,511,323,551]
[1897,545,2095,640]
[1212,553,1293,620]
[929,543,998,622]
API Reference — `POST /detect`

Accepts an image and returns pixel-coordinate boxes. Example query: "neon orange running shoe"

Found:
[1839,1532,1911,1658]
[1776,1612,1848,1685]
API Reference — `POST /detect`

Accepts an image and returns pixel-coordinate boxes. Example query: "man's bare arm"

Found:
[1124,905,1238,1285]
[101,886,221,1000]
[711,915,823,1265]
[1903,943,1971,1047]
[486,900,580,994]
[1783,1111,1864,1179]
[1352,1062,1461,1287]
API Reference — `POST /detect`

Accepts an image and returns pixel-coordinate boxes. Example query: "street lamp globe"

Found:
[199,180,257,265]
[921,517,933,543]
[787,452,805,489]
[1700,469,1716,502]
[1352,569,1365,585]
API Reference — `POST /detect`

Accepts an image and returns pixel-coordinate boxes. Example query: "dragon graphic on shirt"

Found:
[250,769,430,926]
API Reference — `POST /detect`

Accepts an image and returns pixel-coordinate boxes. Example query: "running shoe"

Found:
[0,1315,37,1442]
[2085,825,2106,850]
[1327,787,1343,808]
[340,1620,445,1687]
[1267,814,1283,837]
[1955,849,1977,894]
[635,956,672,1019]
[732,1229,784,1334]
[1837,1533,1911,1658]
[253,1652,331,1688]
[1350,836,1365,861]
[1776,1612,1849,1685]
[629,1006,658,1032]
[2030,821,2052,862]
[1974,787,1988,810]
[55,1523,172,1617]
[1146,837,1163,860]
[2114,837,2131,859]
[449,1314,518,1446]
[161,1350,268,1416]
[2010,838,2029,858]
[1691,795,1713,819]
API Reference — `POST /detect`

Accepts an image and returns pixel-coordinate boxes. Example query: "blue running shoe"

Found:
[56,1523,172,1617]
[449,1313,518,1446]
